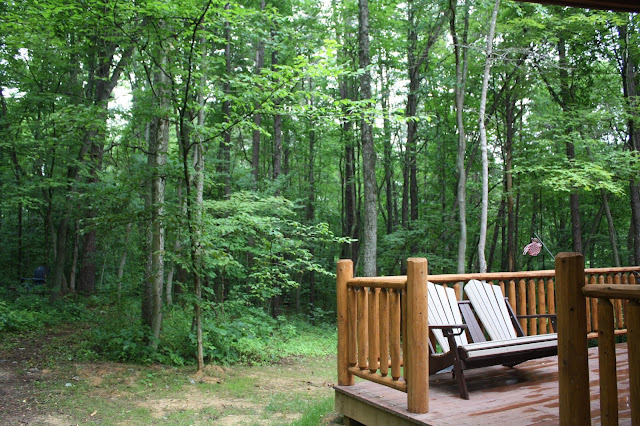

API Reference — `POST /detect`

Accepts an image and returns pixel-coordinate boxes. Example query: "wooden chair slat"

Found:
[428,280,558,399]
[466,280,517,340]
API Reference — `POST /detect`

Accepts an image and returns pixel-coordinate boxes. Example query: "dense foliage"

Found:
[1,0,639,364]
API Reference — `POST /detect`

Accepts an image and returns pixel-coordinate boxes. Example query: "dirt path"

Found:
[0,331,70,425]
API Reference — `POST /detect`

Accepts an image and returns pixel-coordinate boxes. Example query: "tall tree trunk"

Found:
[272,48,282,186]
[619,19,640,264]
[307,107,316,313]
[251,0,266,189]
[405,1,445,238]
[219,4,232,198]
[270,46,284,318]
[340,17,359,264]
[406,0,420,230]
[488,198,505,272]
[505,91,516,271]
[477,0,500,273]
[358,0,377,277]
[380,59,394,235]
[117,223,132,296]
[147,63,170,347]
[69,221,80,293]
[77,39,133,294]
[601,190,621,267]
[558,37,583,253]
[450,0,470,273]
[341,104,358,262]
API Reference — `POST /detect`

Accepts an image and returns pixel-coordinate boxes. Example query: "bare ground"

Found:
[0,329,342,425]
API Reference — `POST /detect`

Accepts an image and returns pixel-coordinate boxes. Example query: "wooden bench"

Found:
[428,281,558,399]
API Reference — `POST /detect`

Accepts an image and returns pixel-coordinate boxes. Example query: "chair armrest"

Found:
[430,324,468,337]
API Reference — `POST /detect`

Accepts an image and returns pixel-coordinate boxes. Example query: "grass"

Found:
[289,396,335,426]
[1,326,340,425]
[0,293,342,424]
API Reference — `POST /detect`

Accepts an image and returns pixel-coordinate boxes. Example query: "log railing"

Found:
[556,253,639,426]
[337,258,639,417]
[336,258,429,413]
[429,266,638,338]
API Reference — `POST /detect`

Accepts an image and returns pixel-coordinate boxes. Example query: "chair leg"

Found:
[453,354,469,399]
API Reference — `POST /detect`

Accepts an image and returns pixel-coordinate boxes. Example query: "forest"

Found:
[1,0,639,369]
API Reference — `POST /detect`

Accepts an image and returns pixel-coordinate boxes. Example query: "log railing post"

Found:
[406,257,428,414]
[556,252,590,425]
[337,259,354,386]
[628,300,640,424]
[597,298,617,426]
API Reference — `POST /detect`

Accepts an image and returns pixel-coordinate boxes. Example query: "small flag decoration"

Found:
[523,238,542,256]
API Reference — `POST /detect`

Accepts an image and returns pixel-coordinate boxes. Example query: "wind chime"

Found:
[522,232,554,258]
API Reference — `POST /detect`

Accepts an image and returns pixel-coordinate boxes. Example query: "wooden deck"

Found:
[334,342,631,425]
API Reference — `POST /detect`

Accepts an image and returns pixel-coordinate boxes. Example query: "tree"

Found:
[450,0,470,273]
[478,0,500,273]
[358,0,377,277]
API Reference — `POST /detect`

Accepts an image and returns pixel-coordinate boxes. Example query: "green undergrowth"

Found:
[0,288,91,333]
[1,288,337,368]
[78,296,337,366]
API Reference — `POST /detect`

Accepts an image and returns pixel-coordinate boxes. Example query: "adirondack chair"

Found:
[427,281,558,400]
[464,279,557,340]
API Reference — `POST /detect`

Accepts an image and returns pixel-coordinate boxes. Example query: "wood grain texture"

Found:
[405,257,428,414]
[628,301,640,425]
[357,287,368,371]
[379,289,389,377]
[597,298,617,426]
[555,252,590,426]
[337,259,354,386]
[335,343,632,425]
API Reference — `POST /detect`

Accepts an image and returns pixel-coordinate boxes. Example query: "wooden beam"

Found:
[555,252,590,426]
[583,284,640,300]
[337,259,354,386]
[406,258,428,414]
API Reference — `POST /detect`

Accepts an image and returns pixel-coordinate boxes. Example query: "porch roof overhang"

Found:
[513,0,640,12]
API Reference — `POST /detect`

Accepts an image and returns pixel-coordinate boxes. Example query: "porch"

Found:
[335,342,631,425]
[334,256,639,425]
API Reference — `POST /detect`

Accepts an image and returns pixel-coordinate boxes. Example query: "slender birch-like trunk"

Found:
[478,0,500,273]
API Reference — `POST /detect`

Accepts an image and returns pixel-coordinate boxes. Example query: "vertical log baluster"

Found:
[337,260,354,386]
[613,274,623,329]
[357,287,368,370]
[628,300,640,425]
[390,289,401,381]
[587,275,596,333]
[518,279,527,334]
[348,287,357,369]
[547,278,556,333]
[592,275,603,332]
[508,280,517,324]
[368,288,380,373]
[537,278,546,334]
[597,298,617,426]
[406,258,428,414]
[528,278,537,335]
[556,252,590,426]
[379,289,389,377]
[402,288,407,381]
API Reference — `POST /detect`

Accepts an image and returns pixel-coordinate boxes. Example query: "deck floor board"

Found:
[334,342,630,425]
